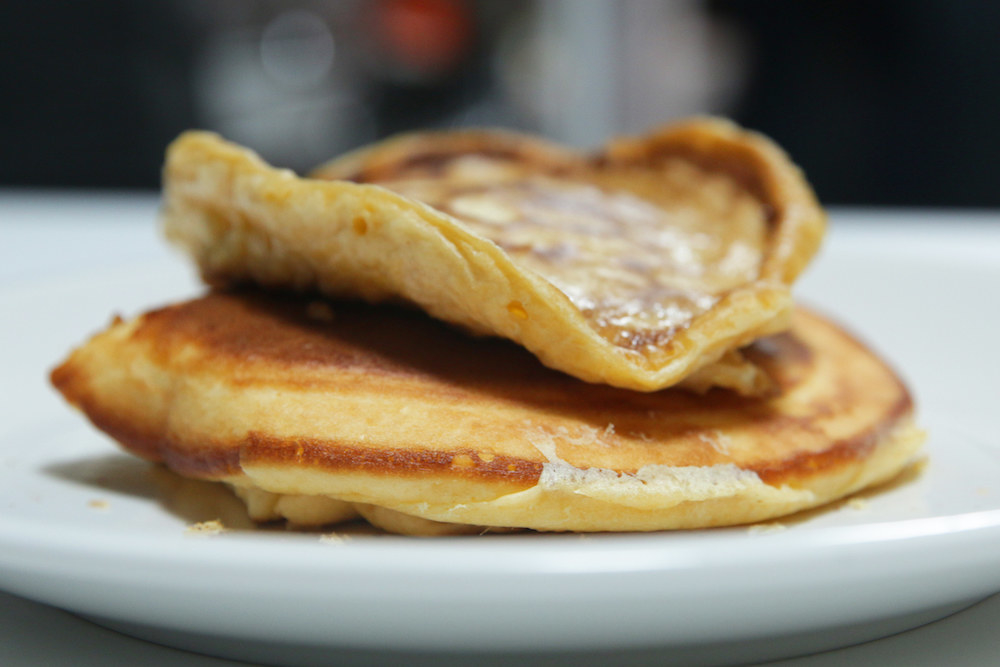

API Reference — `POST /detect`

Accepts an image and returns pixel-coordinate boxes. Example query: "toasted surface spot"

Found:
[51,290,922,533]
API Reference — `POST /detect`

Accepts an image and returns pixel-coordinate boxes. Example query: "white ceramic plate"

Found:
[1,206,999,666]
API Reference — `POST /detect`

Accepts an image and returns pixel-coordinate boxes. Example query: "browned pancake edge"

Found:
[51,290,922,532]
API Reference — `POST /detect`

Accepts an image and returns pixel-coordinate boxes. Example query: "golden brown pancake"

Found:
[51,290,923,535]
[161,118,825,394]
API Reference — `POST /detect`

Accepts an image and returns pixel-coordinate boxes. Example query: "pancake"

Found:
[50,290,923,535]
[162,118,825,394]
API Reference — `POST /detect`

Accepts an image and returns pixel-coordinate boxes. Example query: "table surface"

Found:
[2,191,999,667]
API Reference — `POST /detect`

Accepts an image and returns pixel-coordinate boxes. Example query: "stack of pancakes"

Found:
[51,118,924,535]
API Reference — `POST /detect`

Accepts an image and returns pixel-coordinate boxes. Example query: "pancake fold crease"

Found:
[162,118,825,393]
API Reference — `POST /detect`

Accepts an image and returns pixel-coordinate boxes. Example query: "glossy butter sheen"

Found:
[373,171,764,349]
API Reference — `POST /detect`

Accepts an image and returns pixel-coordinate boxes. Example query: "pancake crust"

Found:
[51,291,923,534]
[161,118,825,393]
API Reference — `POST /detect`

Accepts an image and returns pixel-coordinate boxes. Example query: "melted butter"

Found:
[374,158,768,352]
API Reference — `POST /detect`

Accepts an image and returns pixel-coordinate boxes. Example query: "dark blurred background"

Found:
[2,0,998,207]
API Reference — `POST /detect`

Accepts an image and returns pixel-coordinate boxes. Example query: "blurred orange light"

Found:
[374,0,474,76]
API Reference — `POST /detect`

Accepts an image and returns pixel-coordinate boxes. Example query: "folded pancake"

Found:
[162,118,825,393]
[50,290,923,535]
